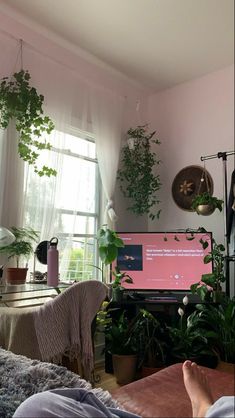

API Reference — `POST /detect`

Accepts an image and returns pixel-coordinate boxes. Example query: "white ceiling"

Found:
[0,0,234,91]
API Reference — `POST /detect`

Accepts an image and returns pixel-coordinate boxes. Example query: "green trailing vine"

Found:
[0,69,56,176]
[117,124,161,220]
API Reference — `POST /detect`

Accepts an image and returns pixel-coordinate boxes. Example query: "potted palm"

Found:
[0,226,39,284]
[191,192,223,215]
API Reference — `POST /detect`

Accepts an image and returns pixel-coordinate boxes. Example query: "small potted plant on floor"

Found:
[187,296,235,364]
[167,303,218,368]
[105,309,138,385]
[191,192,223,215]
[0,226,39,284]
[130,309,167,377]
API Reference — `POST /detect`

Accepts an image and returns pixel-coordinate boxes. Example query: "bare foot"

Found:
[182,360,214,418]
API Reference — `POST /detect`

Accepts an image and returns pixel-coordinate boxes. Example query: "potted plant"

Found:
[96,225,125,283]
[190,234,226,302]
[117,124,161,220]
[111,266,133,302]
[167,304,218,367]
[0,69,56,176]
[130,309,167,377]
[105,309,138,384]
[191,192,223,215]
[0,226,39,284]
[187,296,235,364]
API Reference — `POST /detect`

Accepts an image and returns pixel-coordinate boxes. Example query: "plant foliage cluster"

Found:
[0,226,39,268]
[191,192,223,213]
[117,124,161,220]
[0,70,56,176]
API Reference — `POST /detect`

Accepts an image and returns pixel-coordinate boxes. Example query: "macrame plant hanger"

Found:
[200,150,235,296]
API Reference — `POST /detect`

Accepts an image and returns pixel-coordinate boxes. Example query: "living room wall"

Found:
[146,65,234,295]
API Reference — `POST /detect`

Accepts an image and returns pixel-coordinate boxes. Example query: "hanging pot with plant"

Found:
[0,69,56,176]
[117,124,161,220]
[191,192,223,216]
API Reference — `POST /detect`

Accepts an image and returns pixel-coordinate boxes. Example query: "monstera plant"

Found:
[0,69,56,176]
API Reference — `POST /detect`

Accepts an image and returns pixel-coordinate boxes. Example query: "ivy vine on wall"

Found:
[0,69,56,176]
[117,124,162,220]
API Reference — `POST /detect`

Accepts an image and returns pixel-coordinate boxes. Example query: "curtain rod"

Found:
[201,150,235,161]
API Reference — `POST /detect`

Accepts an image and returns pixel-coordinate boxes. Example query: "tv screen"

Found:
[111,231,213,292]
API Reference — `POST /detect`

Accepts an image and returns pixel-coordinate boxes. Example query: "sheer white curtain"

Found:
[0,32,125,279]
[90,87,124,228]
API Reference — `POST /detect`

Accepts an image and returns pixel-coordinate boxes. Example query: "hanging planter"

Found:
[117,124,161,220]
[191,192,223,216]
[0,69,56,176]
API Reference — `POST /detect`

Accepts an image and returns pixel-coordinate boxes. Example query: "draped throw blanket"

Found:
[0,280,108,382]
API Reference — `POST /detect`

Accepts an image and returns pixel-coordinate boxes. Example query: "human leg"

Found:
[182,360,214,418]
[182,360,235,418]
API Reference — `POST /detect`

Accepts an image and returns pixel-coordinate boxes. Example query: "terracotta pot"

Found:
[6,267,28,285]
[112,354,137,385]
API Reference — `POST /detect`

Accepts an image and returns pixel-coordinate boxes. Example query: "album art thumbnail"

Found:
[117,245,143,271]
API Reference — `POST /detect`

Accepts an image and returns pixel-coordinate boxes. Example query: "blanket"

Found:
[0,348,118,418]
[0,280,108,381]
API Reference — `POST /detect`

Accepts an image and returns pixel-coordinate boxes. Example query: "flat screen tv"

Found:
[111,231,213,292]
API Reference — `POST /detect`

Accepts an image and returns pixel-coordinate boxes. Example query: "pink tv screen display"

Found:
[111,232,213,291]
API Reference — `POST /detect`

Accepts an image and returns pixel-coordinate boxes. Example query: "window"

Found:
[23,128,100,281]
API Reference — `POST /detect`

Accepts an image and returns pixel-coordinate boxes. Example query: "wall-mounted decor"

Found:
[171,165,213,211]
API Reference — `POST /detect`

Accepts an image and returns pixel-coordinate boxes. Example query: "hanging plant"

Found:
[0,69,56,176]
[191,192,223,215]
[117,124,161,220]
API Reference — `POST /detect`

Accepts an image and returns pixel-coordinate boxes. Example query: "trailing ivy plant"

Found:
[117,124,161,220]
[0,69,56,176]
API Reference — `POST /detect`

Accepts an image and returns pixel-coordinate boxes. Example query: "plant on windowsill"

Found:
[117,124,161,220]
[191,192,223,216]
[0,226,39,284]
[0,69,56,176]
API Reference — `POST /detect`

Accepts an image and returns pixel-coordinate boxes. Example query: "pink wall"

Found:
[147,65,234,237]
[147,66,234,293]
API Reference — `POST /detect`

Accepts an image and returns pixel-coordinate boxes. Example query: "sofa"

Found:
[111,362,235,418]
[1,347,234,418]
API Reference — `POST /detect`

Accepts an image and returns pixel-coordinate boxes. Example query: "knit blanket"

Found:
[0,348,118,418]
[0,280,108,382]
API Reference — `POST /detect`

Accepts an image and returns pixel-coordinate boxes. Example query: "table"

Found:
[0,282,70,308]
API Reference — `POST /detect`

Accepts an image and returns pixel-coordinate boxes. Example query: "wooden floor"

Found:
[94,363,120,391]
